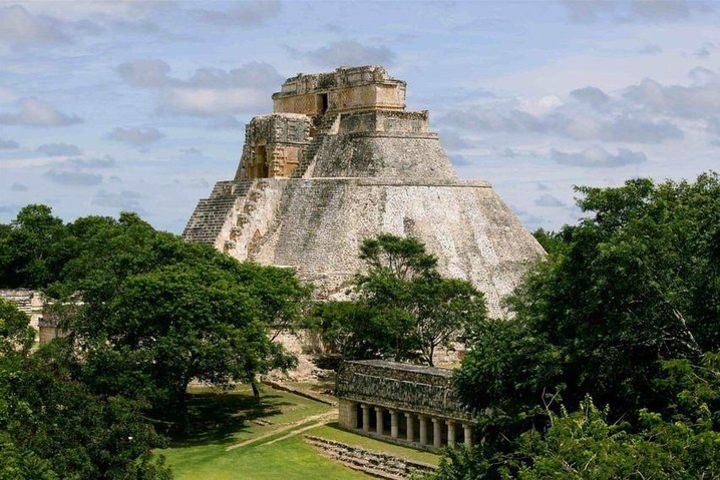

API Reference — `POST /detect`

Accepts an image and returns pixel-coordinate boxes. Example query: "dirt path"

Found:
[225,409,337,451]
[260,417,335,446]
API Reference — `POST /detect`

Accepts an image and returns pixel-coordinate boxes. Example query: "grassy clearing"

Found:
[159,385,439,479]
[158,385,362,479]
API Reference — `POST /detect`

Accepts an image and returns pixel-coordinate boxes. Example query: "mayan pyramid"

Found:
[184,66,544,316]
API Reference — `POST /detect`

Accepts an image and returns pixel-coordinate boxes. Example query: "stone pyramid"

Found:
[184,66,544,316]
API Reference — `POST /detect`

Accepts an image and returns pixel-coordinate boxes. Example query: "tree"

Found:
[458,173,720,423]
[429,393,720,480]
[0,206,311,421]
[0,299,171,480]
[454,318,563,437]
[66,255,307,414]
[442,173,720,478]
[310,234,488,365]
[0,205,74,289]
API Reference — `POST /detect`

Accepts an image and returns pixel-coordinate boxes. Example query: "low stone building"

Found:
[0,289,63,345]
[336,360,475,450]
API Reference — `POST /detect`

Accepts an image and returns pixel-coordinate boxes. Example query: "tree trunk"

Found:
[178,379,190,431]
[251,375,261,404]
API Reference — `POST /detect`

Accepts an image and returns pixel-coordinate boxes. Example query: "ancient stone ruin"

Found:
[183,65,544,316]
[336,360,475,450]
[0,289,62,345]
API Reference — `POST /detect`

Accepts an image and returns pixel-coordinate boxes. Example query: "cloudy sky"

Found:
[1,0,719,232]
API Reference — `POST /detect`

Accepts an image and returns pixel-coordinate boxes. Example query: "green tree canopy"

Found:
[309,234,487,366]
[440,173,720,479]
[0,299,171,480]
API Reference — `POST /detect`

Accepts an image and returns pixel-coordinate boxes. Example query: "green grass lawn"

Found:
[158,385,395,480]
[159,384,351,479]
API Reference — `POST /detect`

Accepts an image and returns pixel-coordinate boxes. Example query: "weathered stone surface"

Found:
[183,65,545,318]
[304,435,436,480]
[337,360,472,422]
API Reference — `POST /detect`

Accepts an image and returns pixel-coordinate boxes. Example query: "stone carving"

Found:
[336,360,476,450]
[183,65,545,317]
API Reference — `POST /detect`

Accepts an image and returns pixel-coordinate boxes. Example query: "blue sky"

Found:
[1,0,719,233]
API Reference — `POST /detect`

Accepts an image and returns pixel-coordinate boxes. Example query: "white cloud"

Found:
[570,86,611,107]
[116,60,282,118]
[10,183,28,192]
[159,87,266,117]
[561,0,715,24]
[440,107,683,144]
[0,5,70,48]
[294,40,396,68]
[439,130,471,150]
[535,194,565,207]
[0,97,82,127]
[116,59,171,87]
[45,169,102,186]
[638,44,663,54]
[191,0,281,26]
[65,155,116,168]
[92,189,144,213]
[109,126,165,145]
[550,146,647,167]
[622,70,720,117]
[0,138,19,149]
[37,143,83,156]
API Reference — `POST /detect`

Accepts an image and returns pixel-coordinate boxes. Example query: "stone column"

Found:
[375,406,384,435]
[463,424,473,448]
[432,418,442,449]
[406,413,415,443]
[348,401,358,430]
[390,410,399,438]
[361,404,370,432]
[418,415,428,446]
[447,421,456,447]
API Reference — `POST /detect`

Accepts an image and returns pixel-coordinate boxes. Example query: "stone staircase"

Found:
[291,113,339,178]
[304,435,437,480]
[182,179,255,244]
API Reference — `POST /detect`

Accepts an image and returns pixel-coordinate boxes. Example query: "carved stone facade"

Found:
[236,113,311,180]
[336,360,475,451]
[273,66,406,117]
[183,65,545,317]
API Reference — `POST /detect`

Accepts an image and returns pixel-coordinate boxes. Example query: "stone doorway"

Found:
[318,93,328,115]
[254,145,269,177]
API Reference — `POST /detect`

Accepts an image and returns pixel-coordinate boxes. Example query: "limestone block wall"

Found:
[310,134,456,180]
[339,110,429,134]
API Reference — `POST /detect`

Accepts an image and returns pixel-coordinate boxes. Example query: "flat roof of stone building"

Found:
[346,360,454,378]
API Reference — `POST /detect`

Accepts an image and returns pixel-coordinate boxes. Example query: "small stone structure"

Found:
[0,289,62,344]
[236,113,311,179]
[336,360,475,450]
[184,65,544,317]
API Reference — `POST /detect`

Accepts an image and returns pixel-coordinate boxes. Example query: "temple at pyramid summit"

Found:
[183,66,544,316]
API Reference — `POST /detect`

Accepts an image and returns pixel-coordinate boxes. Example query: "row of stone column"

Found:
[356,403,473,449]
